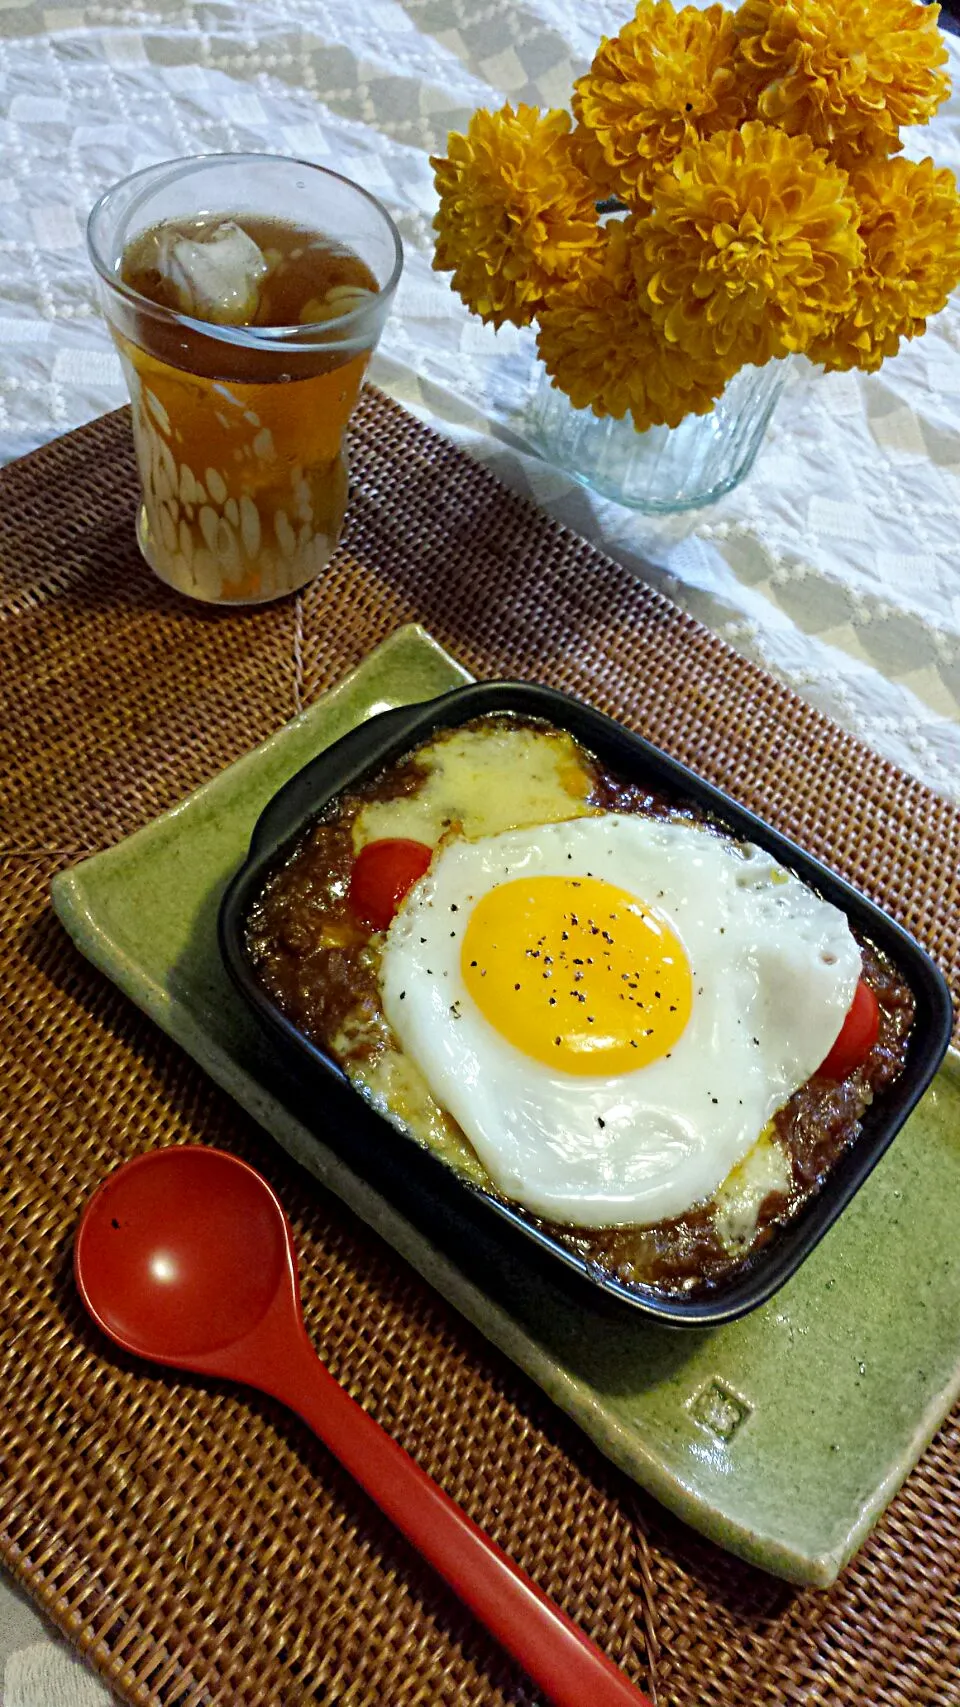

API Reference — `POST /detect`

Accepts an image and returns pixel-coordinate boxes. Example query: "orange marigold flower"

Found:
[430,105,603,330]
[536,218,736,432]
[733,0,950,168]
[572,1,747,209]
[635,121,863,368]
[809,157,960,373]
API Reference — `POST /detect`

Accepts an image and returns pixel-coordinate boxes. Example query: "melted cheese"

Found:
[352,723,595,851]
[712,1127,793,1254]
[334,1007,488,1184]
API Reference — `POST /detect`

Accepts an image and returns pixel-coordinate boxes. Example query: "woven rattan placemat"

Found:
[2,392,959,1707]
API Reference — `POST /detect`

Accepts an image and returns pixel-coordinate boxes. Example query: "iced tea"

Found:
[112,213,380,602]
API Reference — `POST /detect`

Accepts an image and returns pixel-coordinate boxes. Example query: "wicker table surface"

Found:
[2,392,959,1707]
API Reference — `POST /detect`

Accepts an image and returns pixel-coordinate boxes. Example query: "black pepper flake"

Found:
[711,1096,719,1104]
[470,959,478,968]
[549,996,557,1005]
[450,903,459,912]
[555,1036,561,1046]
[514,982,521,991]
[597,1116,606,1129]
[752,1036,760,1046]
[399,991,406,1000]
[587,1016,595,1024]
[630,1039,638,1048]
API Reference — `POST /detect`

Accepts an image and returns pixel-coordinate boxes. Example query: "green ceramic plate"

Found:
[52,622,960,1588]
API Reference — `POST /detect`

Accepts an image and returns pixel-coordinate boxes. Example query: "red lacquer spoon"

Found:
[74,1145,652,1707]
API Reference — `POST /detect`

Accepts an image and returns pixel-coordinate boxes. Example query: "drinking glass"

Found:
[88,153,403,603]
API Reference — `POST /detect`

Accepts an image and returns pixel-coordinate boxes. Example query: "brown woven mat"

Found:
[2,391,959,1707]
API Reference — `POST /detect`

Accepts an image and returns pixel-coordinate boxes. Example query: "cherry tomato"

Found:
[818,978,880,1081]
[348,838,433,931]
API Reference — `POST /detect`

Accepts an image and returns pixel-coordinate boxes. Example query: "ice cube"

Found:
[159,221,269,326]
[298,284,376,325]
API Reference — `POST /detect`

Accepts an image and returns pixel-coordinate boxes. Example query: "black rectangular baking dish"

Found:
[218,681,953,1327]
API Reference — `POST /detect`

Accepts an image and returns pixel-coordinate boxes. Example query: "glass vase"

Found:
[526,359,788,514]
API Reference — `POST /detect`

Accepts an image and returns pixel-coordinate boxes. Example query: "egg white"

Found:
[379,816,861,1227]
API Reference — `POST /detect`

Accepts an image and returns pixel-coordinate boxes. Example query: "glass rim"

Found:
[86,150,404,354]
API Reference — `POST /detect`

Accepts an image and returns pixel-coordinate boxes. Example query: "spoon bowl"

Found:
[76,1145,291,1360]
[75,1145,650,1707]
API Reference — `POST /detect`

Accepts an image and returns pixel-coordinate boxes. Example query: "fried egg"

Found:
[379,815,861,1226]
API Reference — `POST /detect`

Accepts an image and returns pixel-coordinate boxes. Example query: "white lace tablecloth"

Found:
[2,2,960,1700]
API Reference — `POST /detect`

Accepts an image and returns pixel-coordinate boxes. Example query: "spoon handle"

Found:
[273,1330,651,1707]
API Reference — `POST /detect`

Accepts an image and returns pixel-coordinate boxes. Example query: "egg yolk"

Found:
[460,875,693,1075]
